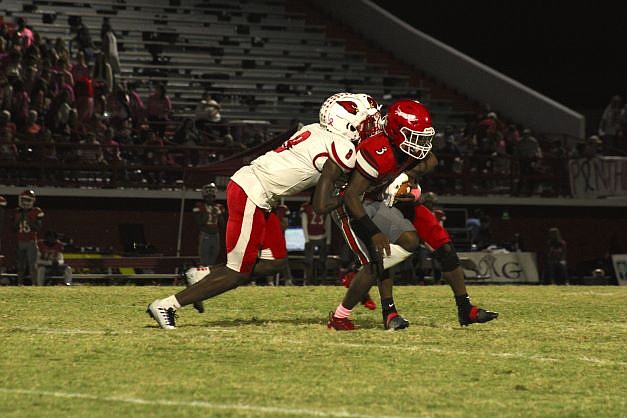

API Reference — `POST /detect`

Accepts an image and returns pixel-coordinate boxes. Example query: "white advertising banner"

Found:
[569,157,627,198]
[459,251,540,283]
[611,254,627,286]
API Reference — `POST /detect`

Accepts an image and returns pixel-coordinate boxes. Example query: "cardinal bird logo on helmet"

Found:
[336,100,359,115]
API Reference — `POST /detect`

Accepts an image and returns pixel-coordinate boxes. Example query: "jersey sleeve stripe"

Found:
[331,142,351,172]
[356,152,378,179]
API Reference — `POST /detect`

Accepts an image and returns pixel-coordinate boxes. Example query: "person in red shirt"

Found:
[300,198,331,284]
[14,190,44,285]
[192,183,225,268]
[328,100,498,330]
[36,231,72,285]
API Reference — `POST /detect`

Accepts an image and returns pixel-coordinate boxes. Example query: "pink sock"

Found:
[334,304,352,319]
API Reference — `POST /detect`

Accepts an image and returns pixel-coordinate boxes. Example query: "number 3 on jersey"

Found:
[275,131,312,152]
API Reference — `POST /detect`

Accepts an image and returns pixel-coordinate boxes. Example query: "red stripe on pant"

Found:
[335,205,369,265]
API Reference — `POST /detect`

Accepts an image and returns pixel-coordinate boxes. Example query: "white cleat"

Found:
[146,299,177,329]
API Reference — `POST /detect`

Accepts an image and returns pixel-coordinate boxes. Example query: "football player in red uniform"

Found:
[326,100,498,330]
[14,189,44,285]
[36,230,72,285]
[193,183,226,268]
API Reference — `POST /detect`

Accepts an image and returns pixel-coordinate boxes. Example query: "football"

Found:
[395,181,412,197]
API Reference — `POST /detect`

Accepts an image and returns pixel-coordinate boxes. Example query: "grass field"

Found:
[0,284,625,418]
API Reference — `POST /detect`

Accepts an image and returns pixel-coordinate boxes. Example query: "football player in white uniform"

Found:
[147,92,381,329]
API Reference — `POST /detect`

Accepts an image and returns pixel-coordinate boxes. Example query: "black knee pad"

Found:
[433,242,460,272]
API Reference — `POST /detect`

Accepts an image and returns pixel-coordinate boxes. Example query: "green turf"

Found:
[0,285,625,418]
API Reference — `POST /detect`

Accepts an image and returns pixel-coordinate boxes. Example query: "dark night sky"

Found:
[372,1,627,134]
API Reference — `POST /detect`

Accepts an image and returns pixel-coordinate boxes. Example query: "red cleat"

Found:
[340,271,356,288]
[327,312,357,331]
[361,294,377,310]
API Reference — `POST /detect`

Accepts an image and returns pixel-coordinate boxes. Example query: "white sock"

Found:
[163,295,181,310]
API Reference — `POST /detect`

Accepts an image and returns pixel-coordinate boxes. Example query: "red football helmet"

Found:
[383,100,435,159]
[19,189,36,209]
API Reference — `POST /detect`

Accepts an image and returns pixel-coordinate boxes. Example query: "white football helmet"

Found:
[319,92,381,142]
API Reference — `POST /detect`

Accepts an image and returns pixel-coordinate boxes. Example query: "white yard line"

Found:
[0,388,422,418]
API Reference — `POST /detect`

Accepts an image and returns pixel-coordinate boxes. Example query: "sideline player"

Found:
[147,92,381,329]
[326,99,498,330]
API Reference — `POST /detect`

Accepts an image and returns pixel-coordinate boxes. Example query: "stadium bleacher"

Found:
[1,0,477,136]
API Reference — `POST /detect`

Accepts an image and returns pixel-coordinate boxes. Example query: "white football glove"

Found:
[383,173,409,207]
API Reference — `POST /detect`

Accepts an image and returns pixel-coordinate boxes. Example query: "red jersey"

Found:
[355,133,418,198]
[299,202,327,236]
[193,201,225,234]
[274,204,290,220]
[37,239,64,262]
[15,206,44,241]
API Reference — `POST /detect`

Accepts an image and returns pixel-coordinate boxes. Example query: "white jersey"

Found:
[231,123,356,210]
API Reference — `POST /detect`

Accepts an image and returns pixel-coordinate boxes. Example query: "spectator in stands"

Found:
[51,54,74,88]
[142,130,176,183]
[194,93,231,143]
[14,189,44,285]
[53,37,69,64]
[71,49,90,81]
[598,95,624,154]
[92,51,113,98]
[100,18,120,77]
[503,124,520,155]
[15,17,34,50]
[69,16,94,62]
[513,128,543,195]
[0,112,18,163]
[22,64,38,97]
[72,50,94,122]
[77,132,106,166]
[29,77,50,119]
[24,110,41,139]
[173,118,202,166]
[146,83,171,137]
[10,78,29,130]
[44,89,72,135]
[582,135,604,159]
[0,72,12,111]
[300,196,331,284]
[107,86,131,131]
[126,81,146,128]
[101,126,123,165]
[543,226,568,285]
[36,230,72,285]
[193,183,226,268]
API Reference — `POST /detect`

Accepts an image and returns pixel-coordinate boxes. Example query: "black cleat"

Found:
[458,306,499,326]
[384,313,410,330]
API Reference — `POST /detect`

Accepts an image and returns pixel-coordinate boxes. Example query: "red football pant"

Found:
[225,181,287,273]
